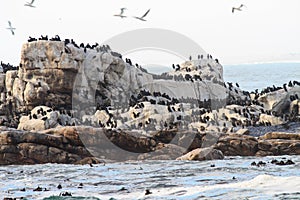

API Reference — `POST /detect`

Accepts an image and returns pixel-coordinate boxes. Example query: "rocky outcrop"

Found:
[214,134,258,156]
[1,39,300,164]
[0,126,158,165]
[214,132,300,156]
[2,40,226,115]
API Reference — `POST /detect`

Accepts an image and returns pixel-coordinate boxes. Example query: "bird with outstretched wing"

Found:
[7,21,16,35]
[133,9,150,21]
[114,8,127,18]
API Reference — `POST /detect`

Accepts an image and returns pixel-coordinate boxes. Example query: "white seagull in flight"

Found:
[24,0,36,8]
[7,21,16,35]
[114,8,127,18]
[232,4,246,13]
[133,9,150,21]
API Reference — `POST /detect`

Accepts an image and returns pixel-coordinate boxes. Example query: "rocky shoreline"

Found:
[0,125,299,165]
[0,38,300,165]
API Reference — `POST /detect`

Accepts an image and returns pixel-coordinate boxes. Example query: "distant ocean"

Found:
[223,62,300,92]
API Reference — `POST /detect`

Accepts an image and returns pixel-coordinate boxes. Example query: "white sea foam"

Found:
[96,174,300,200]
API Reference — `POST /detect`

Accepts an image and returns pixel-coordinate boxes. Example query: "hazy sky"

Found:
[0,0,300,66]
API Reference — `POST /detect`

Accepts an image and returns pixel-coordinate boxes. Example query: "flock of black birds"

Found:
[0,61,19,73]
[27,35,115,55]
[124,58,148,73]
[0,31,299,132]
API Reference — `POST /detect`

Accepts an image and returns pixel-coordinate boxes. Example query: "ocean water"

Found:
[1,62,300,199]
[223,62,300,92]
[1,156,300,199]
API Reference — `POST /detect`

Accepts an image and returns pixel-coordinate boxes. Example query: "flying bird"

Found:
[133,9,150,21]
[7,21,16,35]
[114,8,127,18]
[24,0,36,7]
[232,4,245,13]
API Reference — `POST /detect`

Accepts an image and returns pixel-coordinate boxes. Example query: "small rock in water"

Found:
[271,159,278,164]
[3,198,16,200]
[145,189,152,195]
[57,184,62,189]
[60,192,72,196]
[271,159,295,166]
[251,161,266,167]
[33,186,43,191]
[119,187,127,191]
[257,161,266,167]
[78,182,83,188]
[20,188,26,192]
[251,161,257,166]
[285,159,295,165]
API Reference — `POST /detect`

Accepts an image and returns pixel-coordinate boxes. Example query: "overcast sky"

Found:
[0,0,300,66]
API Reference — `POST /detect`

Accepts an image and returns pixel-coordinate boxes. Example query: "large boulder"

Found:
[176,147,224,161]
[215,134,258,156]
[18,106,62,131]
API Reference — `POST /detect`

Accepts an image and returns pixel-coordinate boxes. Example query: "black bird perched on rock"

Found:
[28,36,37,42]
[133,112,140,118]
[167,105,173,112]
[133,9,150,21]
[283,83,288,92]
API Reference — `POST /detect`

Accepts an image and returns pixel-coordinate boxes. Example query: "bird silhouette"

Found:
[133,9,150,21]
[114,8,127,18]
[7,21,16,35]
[232,4,245,13]
[24,0,36,8]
